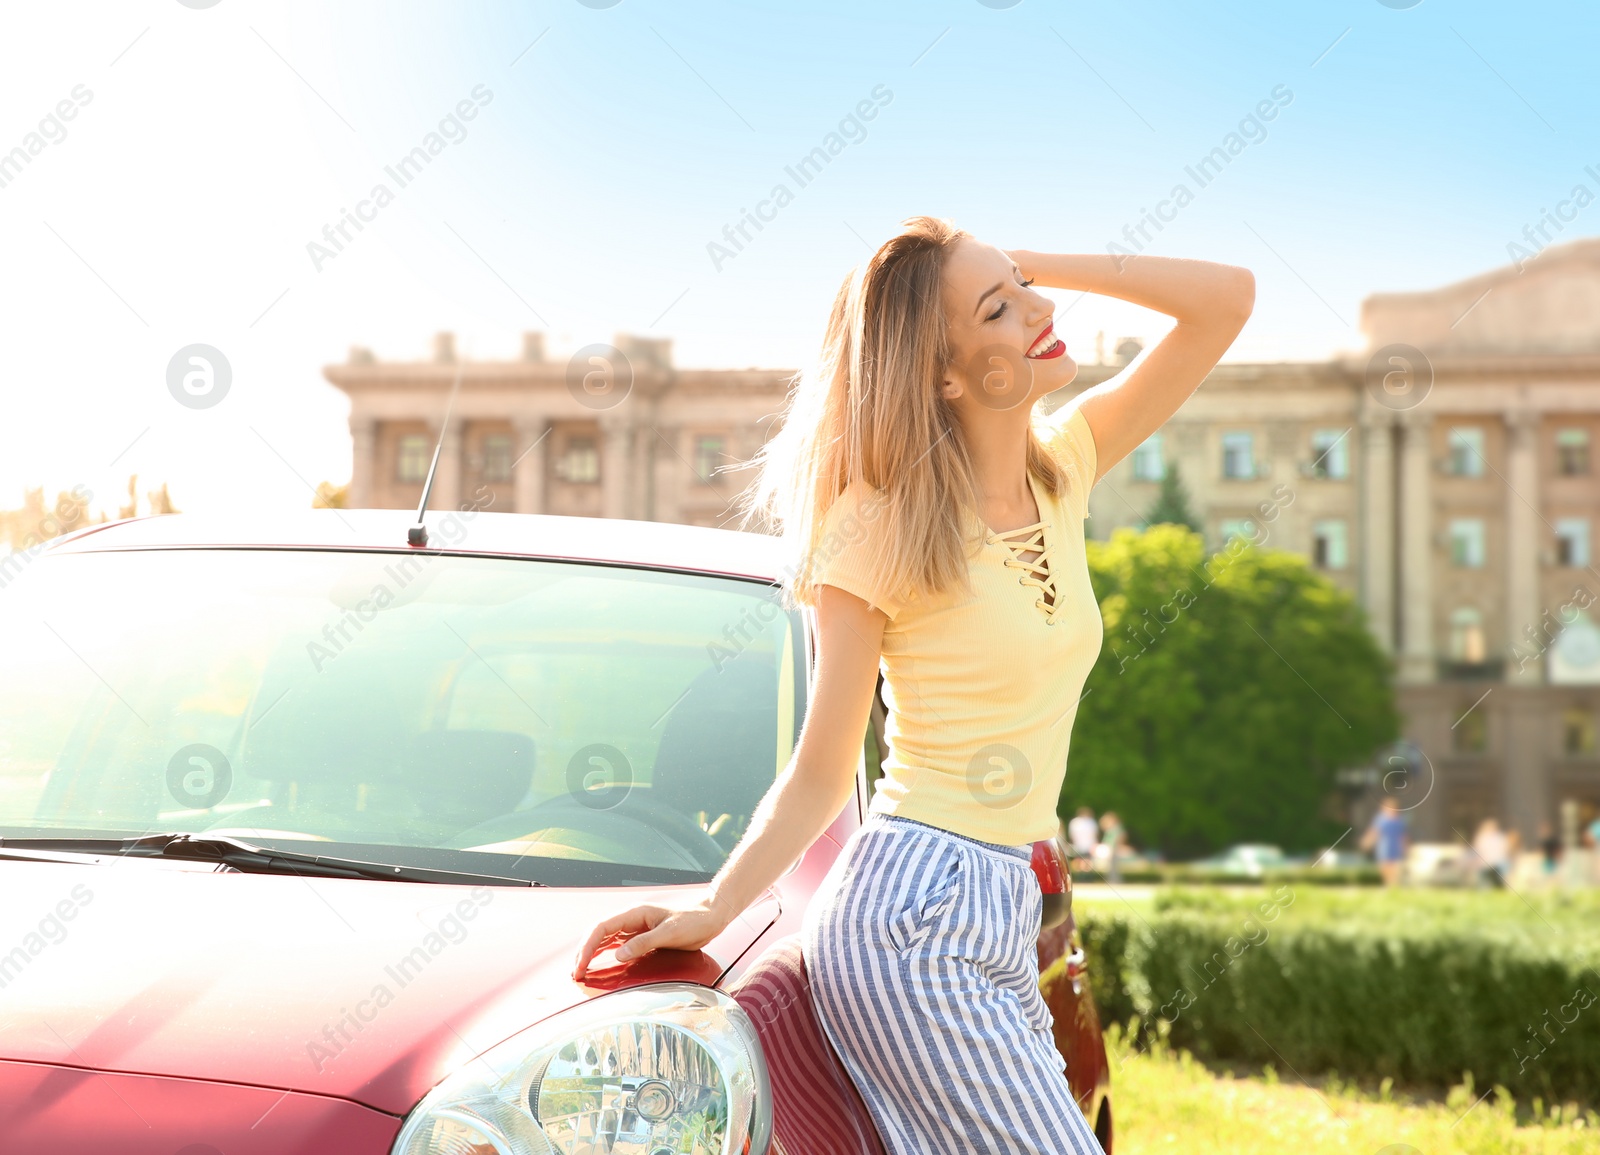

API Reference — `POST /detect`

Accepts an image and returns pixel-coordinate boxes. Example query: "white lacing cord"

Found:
[988,523,1060,622]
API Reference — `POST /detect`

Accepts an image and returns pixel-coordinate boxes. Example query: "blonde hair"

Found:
[743,215,1067,610]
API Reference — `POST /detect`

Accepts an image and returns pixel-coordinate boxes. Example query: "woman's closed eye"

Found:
[984,277,1035,322]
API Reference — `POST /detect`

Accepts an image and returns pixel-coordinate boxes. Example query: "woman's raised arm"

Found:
[572,583,885,978]
[1011,250,1255,481]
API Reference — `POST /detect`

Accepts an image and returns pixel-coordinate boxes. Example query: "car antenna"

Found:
[407,356,465,547]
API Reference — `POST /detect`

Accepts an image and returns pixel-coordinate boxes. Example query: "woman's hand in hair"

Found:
[1007,249,1254,479]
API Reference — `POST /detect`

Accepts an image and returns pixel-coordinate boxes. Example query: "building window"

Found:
[1310,429,1349,479]
[1556,518,1592,567]
[1452,707,1488,753]
[482,434,513,482]
[397,434,431,484]
[1563,708,1598,755]
[1449,518,1486,567]
[1218,517,1258,547]
[1132,435,1165,481]
[1556,428,1590,476]
[1222,431,1256,479]
[1312,519,1348,569]
[1446,427,1486,477]
[558,437,599,484]
[1449,607,1486,663]
[693,434,726,483]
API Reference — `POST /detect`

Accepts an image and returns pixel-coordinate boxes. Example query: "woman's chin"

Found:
[1041,355,1078,388]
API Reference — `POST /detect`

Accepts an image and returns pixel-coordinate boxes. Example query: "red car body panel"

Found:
[0,855,780,1115]
[2,511,1111,1153]
[0,1060,400,1155]
[724,936,889,1155]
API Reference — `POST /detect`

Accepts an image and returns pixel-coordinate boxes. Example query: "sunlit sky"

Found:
[2,0,1597,518]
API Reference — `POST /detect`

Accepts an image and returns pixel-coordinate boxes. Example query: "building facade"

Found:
[329,331,789,531]
[327,239,1600,844]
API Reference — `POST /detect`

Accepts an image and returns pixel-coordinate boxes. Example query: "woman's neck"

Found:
[961,414,1037,533]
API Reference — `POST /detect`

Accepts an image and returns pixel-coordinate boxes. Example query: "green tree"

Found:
[1063,523,1398,859]
[1143,460,1201,532]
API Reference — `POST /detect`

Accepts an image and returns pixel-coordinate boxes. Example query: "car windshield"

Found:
[0,546,804,885]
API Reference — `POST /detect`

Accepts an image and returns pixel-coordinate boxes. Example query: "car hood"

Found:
[0,857,780,1116]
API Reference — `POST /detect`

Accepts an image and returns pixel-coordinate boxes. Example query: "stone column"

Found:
[513,418,548,515]
[433,423,462,513]
[1360,410,1397,656]
[1398,409,1435,684]
[1504,408,1547,848]
[600,417,632,519]
[630,407,658,521]
[1504,688,1548,851]
[1505,409,1542,686]
[649,422,679,524]
[673,425,702,526]
[347,417,377,510]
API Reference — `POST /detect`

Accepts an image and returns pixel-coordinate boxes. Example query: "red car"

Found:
[0,505,1111,1154]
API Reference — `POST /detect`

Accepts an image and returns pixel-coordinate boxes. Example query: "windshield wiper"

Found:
[0,833,540,887]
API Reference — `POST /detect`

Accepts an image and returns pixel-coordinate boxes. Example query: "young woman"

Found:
[574,216,1254,1152]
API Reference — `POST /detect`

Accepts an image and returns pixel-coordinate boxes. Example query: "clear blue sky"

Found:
[2,0,1596,515]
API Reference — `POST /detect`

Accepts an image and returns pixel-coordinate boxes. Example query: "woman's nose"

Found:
[1024,291,1053,326]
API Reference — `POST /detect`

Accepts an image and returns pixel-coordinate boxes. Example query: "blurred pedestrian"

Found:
[1067,806,1099,874]
[1361,796,1409,886]
[1099,811,1126,883]
[1586,811,1600,886]
[1472,818,1510,888]
[1538,820,1561,876]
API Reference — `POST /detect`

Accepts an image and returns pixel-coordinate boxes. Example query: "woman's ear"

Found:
[940,376,964,401]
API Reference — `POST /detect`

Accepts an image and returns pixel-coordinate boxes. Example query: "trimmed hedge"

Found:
[1078,888,1600,1107]
[1072,865,1383,887]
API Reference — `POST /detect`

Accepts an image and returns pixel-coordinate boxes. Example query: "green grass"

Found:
[1107,1023,1600,1155]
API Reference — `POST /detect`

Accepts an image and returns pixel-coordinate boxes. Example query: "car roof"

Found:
[42,509,790,584]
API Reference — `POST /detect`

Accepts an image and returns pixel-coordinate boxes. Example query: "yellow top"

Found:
[814,404,1104,846]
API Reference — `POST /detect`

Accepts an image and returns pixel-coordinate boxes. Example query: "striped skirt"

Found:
[802,813,1105,1155]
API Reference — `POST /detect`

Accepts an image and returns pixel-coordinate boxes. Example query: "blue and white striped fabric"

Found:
[802,813,1105,1155]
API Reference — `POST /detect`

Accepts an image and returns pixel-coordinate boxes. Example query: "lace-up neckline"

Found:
[981,474,1060,623]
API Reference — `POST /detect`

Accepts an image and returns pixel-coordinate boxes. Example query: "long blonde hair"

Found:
[743,215,1067,610]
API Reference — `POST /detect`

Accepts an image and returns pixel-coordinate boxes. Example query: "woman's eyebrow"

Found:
[973,281,1004,317]
[972,265,1022,317]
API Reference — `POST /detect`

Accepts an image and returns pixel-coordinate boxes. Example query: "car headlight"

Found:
[391,982,771,1155]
